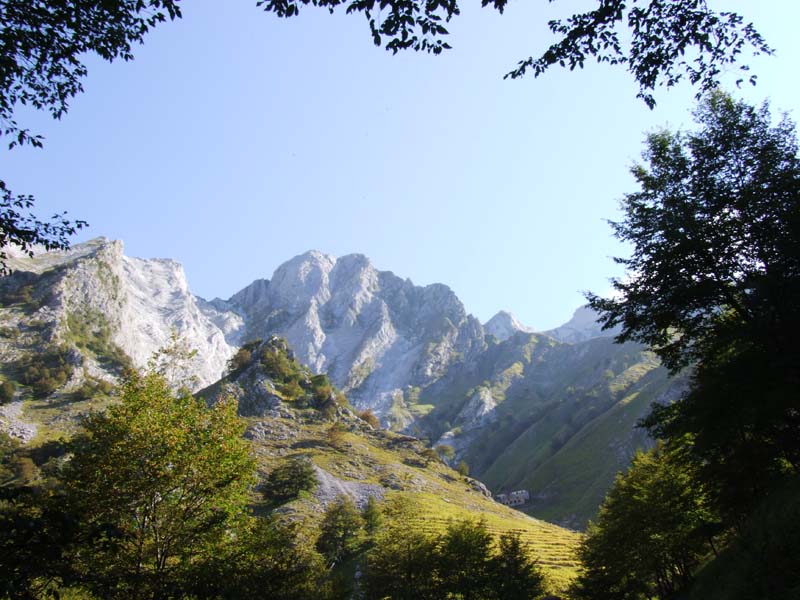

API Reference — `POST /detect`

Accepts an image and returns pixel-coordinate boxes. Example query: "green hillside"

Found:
[414,334,680,528]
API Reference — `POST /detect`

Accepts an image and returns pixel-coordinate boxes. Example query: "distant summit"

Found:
[543,305,621,344]
[484,310,533,342]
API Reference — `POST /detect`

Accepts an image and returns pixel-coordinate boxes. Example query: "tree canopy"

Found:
[584,91,800,598]
[259,0,770,108]
[62,370,255,597]
[571,445,716,600]
[588,92,800,516]
[0,0,183,274]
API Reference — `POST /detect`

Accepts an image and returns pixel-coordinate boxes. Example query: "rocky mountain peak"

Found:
[484,310,533,342]
[543,305,621,344]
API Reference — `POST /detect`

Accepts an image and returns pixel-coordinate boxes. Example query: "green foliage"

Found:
[363,495,383,535]
[326,422,348,451]
[571,445,717,600]
[66,311,133,374]
[363,519,440,600]
[688,480,800,600]
[262,455,318,505]
[455,460,469,476]
[260,337,300,382]
[70,376,114,401]
[227,347,252,376]
[0,485,80,598]
[588,88,800,539]
[259,0,768,108]
[61,371,255,598]
[191,516,332,600]
[147,330,199,391]
[316,495,365,565]
[491,531,547,600]
[1,0,185,273]
[0,430,19,483]
[435,444,455,463]
[20,345,75,397]
[363,507,548,600]
[359,408,381,429]
[436,518,495,599]
[0,380,16,404]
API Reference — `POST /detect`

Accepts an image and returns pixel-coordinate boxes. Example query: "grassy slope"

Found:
[240,415,581,591]
[6,338,581,594]
[416,334,672,528]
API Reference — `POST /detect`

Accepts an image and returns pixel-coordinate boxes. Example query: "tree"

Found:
[571,446,716,600]
[489,531,547,600]
[588,91,800,516]
[260,0,770,108]
[436,518,495,599]
[363,495,383,535]
[191,516,332,600]
[61,370,255,598]
[262,454,318,505]
[316,495,365,565]
[435,443,455,463]
[362,507,440,600]
[0,1,183,274]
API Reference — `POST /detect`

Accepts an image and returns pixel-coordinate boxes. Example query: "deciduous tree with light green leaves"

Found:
[571,445,717,600]
[62,371,256,598]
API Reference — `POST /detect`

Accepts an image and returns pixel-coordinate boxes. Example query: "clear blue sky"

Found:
[4,1,799,330]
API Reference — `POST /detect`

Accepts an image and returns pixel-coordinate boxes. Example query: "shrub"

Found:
[227,347,252,376]
[358,409,381,429]
[262,456,317,505]
[21,346,75,398]
[0,381,16,404]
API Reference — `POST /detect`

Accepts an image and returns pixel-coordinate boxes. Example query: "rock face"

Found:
[543,305,620,344]
[0,239,674,528]
[0,238,242,390]
[219,251,486,414]
[484,311,533,342]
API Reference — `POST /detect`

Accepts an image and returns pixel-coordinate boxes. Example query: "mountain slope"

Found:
[197,337,580,589]
[217,250,486,414]
[0,240,675,530]
[0,238,241,392]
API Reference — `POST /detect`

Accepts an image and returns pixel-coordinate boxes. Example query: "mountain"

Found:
[0,239,673,528]
[543,305,621,344]
[484,310,533,342]
[215,250,486,415]
[0,238,241,392]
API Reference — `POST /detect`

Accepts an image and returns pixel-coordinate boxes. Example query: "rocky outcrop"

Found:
[542,305,620,344]
[0,238,242,390]
[484,310,533,342]
[224,250,487,415]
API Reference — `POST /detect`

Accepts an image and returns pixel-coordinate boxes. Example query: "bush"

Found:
[71,378,114,401]
[227,347,252,376]
[0,381,16,404]
[263,456,318,505]
[358,409,380,429]
[21,346,75,397]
